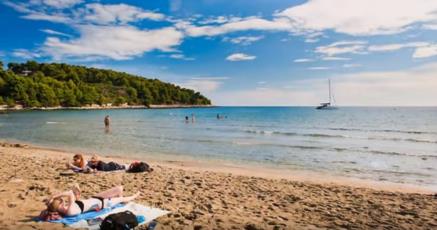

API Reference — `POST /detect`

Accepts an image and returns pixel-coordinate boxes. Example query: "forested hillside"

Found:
[0,61,211,107]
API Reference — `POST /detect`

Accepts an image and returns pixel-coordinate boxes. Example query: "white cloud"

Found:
[169,53,195,61]
[277,0,437,36]
[321,56,350,61]
[41,29,71,37]
[35,0,83,9]
[43,25,183,60]
[226,53,256,61]
[180,17,293,37]
[332,62,437,106]
[4,2,164,25]
[342,63,361,68]
[223,35,264,45]
[12,49,41,59]
[423,23,437,30]
[412,44,437,58]
[77,3,164,25]
[180,77,228,93]
[80,3,165,25]
[293,58,313,63]
[22,12,71,23]
[308,66,331,70]
[368,42,428,52]
[214,62,437,106]
[316,41,367,56]
[199,16,231,25]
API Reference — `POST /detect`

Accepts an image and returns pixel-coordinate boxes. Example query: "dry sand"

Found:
[0,142,436,230]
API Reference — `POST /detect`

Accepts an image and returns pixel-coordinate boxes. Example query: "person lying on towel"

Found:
[40,185,140,221]
[66,154,94,173]
[87,155,127,172]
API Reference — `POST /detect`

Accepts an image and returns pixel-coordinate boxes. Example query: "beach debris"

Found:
[59,171,75,176]
[7,202,17,208]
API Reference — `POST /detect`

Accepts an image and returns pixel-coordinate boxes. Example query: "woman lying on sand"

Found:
[40,185,140,220]
[66,154,93,173]
[67,154,152,173]
[88,155,127,172]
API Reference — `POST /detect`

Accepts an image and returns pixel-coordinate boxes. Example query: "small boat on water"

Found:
[316,79,337,110]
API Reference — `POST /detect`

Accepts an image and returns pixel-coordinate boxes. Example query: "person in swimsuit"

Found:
[104,115,110,127]
[40,185,140,220]
[66,154,93,173]
[88,155,127,172]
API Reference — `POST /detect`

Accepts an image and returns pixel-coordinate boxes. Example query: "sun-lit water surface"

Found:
[0,107,436,188]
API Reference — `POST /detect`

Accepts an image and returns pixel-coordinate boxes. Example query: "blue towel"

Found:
[48,203,125,225]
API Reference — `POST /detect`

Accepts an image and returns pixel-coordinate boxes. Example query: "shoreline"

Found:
[1,141,434,194]
[0,141,436,229]
[0,104,215,111]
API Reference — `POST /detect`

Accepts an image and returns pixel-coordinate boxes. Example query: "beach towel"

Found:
[48,203,169,229]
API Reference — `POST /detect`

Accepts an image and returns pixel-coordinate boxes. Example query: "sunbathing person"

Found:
[66,154,93,173]
[40,185,140,220]
[87,155,126,172]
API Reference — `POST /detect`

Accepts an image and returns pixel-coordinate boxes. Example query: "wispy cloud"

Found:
[223,35,264,45]
[342,63,362,68]
[321,56,351,61]
[43,25,183,60]
[169,53,195,61]
[308,66,331,70]
[277,0,437,36]
[215,62,437,106]
[40,29,72,37]
[294,58,313,63]
[412,44,437,58]
[12,49,41,59]
[368,42,428,52]
[226,53,256,61]
[34,0,83,9]
[180,77,228,93]
[316,41,367,57]
[79,3,165,25]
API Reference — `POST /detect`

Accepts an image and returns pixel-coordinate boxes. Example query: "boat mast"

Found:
[328,79,331,105]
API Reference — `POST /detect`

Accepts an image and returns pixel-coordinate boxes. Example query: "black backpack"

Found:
[127,162,151,173]
[100,211,138,230]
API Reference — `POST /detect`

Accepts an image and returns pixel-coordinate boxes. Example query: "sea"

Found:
[0,107,436,189]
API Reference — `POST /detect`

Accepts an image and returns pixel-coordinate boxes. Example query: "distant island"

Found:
[0,61,211,109]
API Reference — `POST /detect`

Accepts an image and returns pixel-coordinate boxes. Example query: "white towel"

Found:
[69,202,170,229]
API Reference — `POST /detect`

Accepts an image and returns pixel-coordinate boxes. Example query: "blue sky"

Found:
[1,0,437,106]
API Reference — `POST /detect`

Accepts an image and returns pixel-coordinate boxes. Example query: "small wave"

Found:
[371,169,433,177]
[368,136,437,144]
[245,130,274,135]
[46,121,63,124]
[328,127,437,135]
[245,129,347,138]
[404,138,437,144]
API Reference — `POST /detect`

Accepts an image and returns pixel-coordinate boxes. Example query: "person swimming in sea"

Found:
[104,115,110,127]
[185,116,189,123]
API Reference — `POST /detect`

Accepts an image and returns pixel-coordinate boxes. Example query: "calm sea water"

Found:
[0,107,436,188]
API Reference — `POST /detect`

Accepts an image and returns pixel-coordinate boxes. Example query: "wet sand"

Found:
[0,142,436,229]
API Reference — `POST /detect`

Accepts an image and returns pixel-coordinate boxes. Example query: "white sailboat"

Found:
[316,79,336,110]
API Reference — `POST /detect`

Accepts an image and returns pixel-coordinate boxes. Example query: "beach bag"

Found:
[100,211,138,230]
[127,162,151,173]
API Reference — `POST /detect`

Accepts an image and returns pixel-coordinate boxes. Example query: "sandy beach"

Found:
[0,142,436,230]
